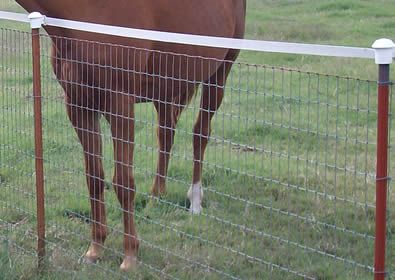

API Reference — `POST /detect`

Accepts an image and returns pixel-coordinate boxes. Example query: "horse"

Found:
[16,0,246,271]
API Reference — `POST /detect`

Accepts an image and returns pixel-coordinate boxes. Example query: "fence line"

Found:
[0,9,394,280]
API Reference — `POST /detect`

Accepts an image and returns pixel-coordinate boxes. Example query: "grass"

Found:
[1,0,395,279]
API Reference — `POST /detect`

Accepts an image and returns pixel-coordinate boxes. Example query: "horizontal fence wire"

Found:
[0,27,38,275]
[30,32,387,279]
[0,8,393,280]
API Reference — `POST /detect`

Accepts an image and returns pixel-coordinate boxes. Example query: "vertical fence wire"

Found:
[32,34,382,279]
[0,28,38,274]
[0,26,393,280]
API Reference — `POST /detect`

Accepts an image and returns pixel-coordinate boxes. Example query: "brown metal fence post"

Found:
[28,12,46,271]
[372,38,395,280]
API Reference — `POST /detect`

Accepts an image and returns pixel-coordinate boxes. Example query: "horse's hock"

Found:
[0,2,394,280]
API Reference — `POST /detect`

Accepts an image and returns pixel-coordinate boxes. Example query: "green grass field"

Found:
[1,1,394,279]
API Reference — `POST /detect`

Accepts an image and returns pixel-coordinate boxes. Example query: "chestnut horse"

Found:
[16,0,246,271]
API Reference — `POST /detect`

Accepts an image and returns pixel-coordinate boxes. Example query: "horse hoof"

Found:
[150,187,166,197]
[189,204,203,214]
[120,256,137,272]
[84,244,101,264]
[83,255,98,264]
[84,251,99,264]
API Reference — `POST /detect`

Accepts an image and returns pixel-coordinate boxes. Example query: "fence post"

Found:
[372,38,394,280]
[28,12,46,271]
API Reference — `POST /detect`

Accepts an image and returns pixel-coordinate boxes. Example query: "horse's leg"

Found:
[189,59,234,214]
[66,104,107,263]
[105,104,138,271]
[150,101,178,196]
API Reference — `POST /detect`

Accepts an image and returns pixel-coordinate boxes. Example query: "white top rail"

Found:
[0,10,29,23]
[1,10,394,60]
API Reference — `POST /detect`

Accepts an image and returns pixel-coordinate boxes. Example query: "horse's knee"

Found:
[157,125,175,151]
[193,124,210,140]
[113,166,134,185]
[85,160,105,193]
[192,120,211,154]
[115,185,136,206]
[86,158,104,177]
[113,171,136,205]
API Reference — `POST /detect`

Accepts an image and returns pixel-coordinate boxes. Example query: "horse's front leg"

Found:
[66,103,107,263]
[105,100,138,271]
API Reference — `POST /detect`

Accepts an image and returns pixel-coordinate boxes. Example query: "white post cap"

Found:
[28,12,45,29]
[372,38,395,64]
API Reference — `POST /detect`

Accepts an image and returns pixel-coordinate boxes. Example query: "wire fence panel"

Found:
[39,33,387,279]
[1,28,394,279]
[0,28,38,274]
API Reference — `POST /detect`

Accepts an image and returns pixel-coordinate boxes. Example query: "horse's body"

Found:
[16,0,246,270]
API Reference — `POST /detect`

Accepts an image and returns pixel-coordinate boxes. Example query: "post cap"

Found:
[372,38,395,49]
[372,38,394,64]
[28,12,46,29]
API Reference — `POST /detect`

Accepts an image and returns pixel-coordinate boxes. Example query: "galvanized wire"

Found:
[0,28,392,279]
[0,27,37,270]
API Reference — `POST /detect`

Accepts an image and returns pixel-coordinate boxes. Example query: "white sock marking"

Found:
[187,181,203,214]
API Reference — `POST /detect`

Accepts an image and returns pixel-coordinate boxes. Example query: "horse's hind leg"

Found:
[150,101,179,196]
[151,84,197,196]
[189,59,234,214]
[66,104,107,263]
[105,103,138,272]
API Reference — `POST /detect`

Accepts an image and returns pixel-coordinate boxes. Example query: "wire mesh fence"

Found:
[0,26,394,279]
[0,27,39,276]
